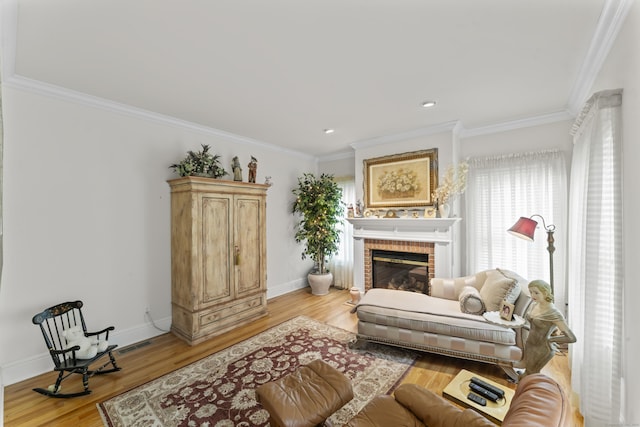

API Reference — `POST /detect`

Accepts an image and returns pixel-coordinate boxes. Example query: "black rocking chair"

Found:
[32,300,121,398]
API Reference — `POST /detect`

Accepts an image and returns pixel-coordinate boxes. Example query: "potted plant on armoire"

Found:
[292,173,344,295]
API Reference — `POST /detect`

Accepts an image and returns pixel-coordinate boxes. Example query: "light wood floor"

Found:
[4,288,583,426]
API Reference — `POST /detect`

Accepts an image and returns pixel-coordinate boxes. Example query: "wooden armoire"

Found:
[168,177,268,345]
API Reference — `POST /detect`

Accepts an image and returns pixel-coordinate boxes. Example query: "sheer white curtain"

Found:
[328,177,355,290]
[465,150,567,309]
[568,89,624,425]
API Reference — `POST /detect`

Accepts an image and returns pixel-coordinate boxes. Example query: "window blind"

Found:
[465,150,567,309]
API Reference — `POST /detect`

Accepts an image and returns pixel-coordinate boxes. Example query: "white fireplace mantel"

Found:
[346,217,460,243]
[347,217,462,291]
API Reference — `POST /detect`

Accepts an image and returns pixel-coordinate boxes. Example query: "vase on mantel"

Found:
[438,203,451,218]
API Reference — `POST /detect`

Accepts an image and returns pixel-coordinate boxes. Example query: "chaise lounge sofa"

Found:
[352,268,532,381]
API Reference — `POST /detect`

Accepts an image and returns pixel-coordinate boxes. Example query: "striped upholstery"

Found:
[358,321,522,364]
[353,269,531,371]
[356,305,515,345]
[430,274,481,300]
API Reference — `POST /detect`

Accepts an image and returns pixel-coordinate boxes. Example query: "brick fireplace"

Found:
[365,239,434,293]
[347,217,461,292]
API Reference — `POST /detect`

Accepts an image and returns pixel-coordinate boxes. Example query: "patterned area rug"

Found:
[98,316,416,426]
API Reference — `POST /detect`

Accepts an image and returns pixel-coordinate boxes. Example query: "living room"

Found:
[0,1,638,426]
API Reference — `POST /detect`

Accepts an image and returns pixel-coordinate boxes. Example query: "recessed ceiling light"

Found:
[323,129,335,134]
[421,101,437,108]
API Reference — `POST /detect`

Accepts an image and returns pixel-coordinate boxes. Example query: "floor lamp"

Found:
[507,215,556,296]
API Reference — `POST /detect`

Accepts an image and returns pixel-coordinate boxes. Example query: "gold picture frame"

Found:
[363,149,438,208]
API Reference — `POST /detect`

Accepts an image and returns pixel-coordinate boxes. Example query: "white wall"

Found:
[0,85,317,385]
[460,120,573,166]
[318,153,355,178]
[590,2,639,422]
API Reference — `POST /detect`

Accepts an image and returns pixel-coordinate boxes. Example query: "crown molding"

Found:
[0,0,313,160]
[1,0,630,158]
[350,120,461,150]
[317,150,355,163]
[460,110,573,138]
[347,110,573,149]
[567,0,634,116]
[0,69,581,157]
[3,74,315,160]
[452,120,465,138]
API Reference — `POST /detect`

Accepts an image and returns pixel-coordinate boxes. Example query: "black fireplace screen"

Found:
[371,249,428,294]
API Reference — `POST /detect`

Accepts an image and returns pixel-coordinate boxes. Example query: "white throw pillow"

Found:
[459,286,485,315]
[479,269,521,312]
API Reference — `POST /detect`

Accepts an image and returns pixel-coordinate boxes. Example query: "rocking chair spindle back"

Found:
[32,300,121,398]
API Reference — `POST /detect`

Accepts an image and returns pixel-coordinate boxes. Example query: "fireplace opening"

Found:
[371,250,429,294]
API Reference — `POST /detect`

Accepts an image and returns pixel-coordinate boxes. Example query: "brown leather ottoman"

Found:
[255,359,354,427]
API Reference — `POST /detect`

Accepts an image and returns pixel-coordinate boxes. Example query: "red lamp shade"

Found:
[507,217,538,241]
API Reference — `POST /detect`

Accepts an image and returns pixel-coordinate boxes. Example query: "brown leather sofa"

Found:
[345,373,568,427]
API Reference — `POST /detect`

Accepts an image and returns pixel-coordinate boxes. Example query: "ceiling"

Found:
[11,0,608,157]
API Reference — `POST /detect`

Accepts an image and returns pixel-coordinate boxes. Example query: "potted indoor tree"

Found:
[292,173,344,295]
[169,144,228,178]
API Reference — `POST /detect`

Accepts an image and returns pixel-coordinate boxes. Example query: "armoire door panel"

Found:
[235,197,262,295]
[201,196,232,304]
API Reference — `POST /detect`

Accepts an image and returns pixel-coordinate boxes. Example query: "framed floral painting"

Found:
[363,149,438,208]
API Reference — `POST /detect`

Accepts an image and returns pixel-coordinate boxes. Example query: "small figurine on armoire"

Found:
[232,156,243,181]
[248,156,258,183]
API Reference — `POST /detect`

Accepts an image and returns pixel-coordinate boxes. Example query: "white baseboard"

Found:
[267,278,308,299]
[0,316,172,386]
[2,282,307,386]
